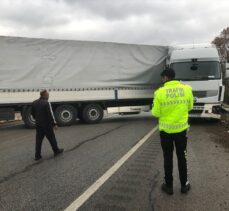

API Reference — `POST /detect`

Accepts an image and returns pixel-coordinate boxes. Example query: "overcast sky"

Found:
[0,0,228,45]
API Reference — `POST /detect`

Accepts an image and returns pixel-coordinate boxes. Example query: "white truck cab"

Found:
[168,44,224,119]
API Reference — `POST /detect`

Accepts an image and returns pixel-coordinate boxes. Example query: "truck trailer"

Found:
[0,36,168,128]
[1,37,228,128]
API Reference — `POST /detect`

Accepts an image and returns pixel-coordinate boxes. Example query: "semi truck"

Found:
[167,44,229,119]
[0,37,228,128]
[0,36,168,128]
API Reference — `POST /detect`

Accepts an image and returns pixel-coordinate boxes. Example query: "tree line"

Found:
[213,26,229,103]
[212,26,229,63]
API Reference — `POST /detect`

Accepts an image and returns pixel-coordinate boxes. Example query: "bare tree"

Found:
[212,27,229,63]
[213,27,229,103]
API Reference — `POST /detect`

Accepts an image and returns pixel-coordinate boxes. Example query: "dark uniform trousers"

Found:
[35,125,59,157]
[160,130,188,187]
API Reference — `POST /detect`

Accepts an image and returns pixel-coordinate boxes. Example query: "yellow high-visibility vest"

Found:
[152,80,193,133]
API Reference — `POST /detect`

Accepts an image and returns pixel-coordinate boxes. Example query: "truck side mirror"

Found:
[225,63,229,79]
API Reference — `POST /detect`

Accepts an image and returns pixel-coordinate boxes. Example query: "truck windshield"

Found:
[171,61,221,81]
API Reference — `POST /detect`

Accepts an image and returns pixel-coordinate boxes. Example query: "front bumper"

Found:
[189,104,221,119]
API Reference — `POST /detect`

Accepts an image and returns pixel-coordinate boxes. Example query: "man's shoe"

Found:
[181,181,191,194]
[54,148,64,156]
[161,183,173,195]
[34,156,42,161]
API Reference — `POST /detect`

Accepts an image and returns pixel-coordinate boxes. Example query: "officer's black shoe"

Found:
[161,183,173,195]
[54,148,64,156]
[34,156,42,161]
[181,181,191,194]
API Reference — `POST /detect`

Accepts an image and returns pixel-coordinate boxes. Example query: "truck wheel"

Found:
[82,104,104,124]
[54,105,77,126]
[22,106,36,129]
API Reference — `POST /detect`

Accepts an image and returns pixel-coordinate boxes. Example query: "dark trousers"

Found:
[35,125,59,157]
[160,130,188,187]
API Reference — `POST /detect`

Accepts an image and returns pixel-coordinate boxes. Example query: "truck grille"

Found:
[193,90,218,98]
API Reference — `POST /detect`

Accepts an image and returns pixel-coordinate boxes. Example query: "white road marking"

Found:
[64,125,158,211]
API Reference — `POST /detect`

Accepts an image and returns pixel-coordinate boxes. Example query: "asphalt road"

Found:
[0,114,229,211]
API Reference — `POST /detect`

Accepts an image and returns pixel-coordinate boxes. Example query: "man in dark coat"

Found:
[31,90,63,161]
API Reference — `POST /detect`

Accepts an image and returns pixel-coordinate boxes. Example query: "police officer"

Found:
[31,90,64,161]
[152,68,193,195]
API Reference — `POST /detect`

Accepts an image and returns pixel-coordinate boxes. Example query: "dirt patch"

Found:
[190,118,229,150]
[206,121,229,150]
[221,112,229,126]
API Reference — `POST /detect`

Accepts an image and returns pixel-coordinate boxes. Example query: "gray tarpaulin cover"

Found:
[0,36,168,90]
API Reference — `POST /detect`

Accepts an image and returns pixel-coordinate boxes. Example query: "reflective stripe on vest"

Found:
[159,122,189,130]
[160,99,191,106]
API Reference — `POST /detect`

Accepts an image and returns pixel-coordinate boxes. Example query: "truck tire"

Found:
[22,106,36,129]
[82,104,104,124]
[54,105,77,126]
